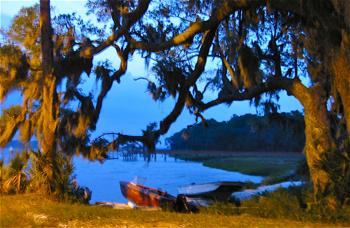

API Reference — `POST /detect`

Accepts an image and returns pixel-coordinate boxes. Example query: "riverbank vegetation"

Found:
[176,154,304,175]
[204,185,350,225]
[175,153,307,185]
[166,112,305,152]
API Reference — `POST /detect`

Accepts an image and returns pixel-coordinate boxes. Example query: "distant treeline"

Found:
[166,111,305,152]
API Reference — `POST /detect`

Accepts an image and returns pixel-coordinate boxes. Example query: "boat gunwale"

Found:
[178,181,245,200]
[178,181,245,189]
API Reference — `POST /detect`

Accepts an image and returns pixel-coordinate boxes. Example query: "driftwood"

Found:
[92,201,161,210]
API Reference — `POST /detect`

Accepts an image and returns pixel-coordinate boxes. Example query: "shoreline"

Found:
[150,150,304,157]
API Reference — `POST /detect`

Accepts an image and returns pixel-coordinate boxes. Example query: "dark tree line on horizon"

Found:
[166,111,305,152]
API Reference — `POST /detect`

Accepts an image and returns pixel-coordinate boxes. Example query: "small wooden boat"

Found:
[119,177,176,208]
[119,177,200,212]
[178,181,245,201]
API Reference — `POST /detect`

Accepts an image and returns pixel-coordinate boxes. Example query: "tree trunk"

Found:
[334,31,350,141]
[40,0,58,181]
[17,174,21,193]
[293,82,336,191]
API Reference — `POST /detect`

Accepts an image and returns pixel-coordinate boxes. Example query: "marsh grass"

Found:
[241,186,350,224]
[202,186,350,225]
[177,154,304,178]
[1,193,346,228]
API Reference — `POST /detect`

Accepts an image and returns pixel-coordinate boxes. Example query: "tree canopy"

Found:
[0,0,349,196]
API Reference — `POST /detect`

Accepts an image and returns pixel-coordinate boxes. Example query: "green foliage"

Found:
[53,154,85,202]
[241,186,350,223]
[241,187,305,220]
[26,149,84,201]
[0,149,84,202]
[0,157,4,183]
[0,45,30,100]
[314,145,350,206]
[294,157,311,182]
[0,105,22,132]
[202,185,350,224]
[202,156,297,176]
[26,150,53,194]
[3,4,40,51]
[201,201,240,216]
[260,174,291,186]
[0,151,30,194]
[57,108,108,162]
[142,122,158,136]
[242,181,259,190]
[167,112,305,152]
[151,58,190,98]
[175,154,304,182]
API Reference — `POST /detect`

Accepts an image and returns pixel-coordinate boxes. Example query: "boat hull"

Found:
[178,181,245,201]
[119,181,176,207]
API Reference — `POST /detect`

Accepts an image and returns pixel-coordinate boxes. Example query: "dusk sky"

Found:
[0,1,303,148]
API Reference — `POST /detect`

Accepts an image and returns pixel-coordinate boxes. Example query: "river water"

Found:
[1,147,264,204]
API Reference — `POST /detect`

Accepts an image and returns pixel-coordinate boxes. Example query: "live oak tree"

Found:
[0,0,349,199]
[0,1,106,192]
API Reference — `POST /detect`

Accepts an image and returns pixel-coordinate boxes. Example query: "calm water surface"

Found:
[74,153,263,204]
[1,148,263,204]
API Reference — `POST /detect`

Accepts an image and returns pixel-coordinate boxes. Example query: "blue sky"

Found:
[0,0,303,148]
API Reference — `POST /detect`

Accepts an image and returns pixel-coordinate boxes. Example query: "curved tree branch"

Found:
[93,44,131,123]
[98,28,218,152]
[80,0,151,58]
[156,28,217,137]
[200,77,297,111]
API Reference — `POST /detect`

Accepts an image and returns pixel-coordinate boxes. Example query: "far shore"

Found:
[152,150,305,157]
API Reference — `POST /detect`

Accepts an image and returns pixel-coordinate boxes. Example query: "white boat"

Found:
[178,181,245,201]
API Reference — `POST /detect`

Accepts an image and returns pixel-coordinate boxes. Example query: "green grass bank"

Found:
[173,153,306,185]
[1,193,348,227]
